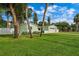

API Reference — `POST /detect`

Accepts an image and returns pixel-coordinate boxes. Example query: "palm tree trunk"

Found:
[40,3,48,37]
[76,22,79,32]
[76,24,78,32]
[26,7,32,38]
[9,3,19,38]
[78,22,79,32]
[6,16,10,28]
[7,21,9,28]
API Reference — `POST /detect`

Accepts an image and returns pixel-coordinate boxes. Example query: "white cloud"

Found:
[35,5,58,16]
[51,18,61,23]
[72,3,79,6]
[60,18,67,22]
[40,6,44,10]
[67,19,73,24]
[51,17,73,25]
[67,8,75,15]
[59,7,67,13]
[47,10,56,13]
[47,6,57,13]
[46,12,52,17]
[36,10,41,14]
[47,6,53,11]
[41,9,44,13]
[52,5,58,9]
[35,9,44,15]
[47,6,53,13]
[34,5,75,25]
[53,18,67,23]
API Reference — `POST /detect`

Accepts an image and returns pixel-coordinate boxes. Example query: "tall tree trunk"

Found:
[76,24,78,32]
[9,3,19,38]
[26,7,32,38]
[78,22,79,32]
[40,3,48,37]
[76,22,79,32]
[7,16,10,28]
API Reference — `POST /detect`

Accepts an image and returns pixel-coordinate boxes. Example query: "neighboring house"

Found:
[19,20,39,34]
[38,25,59,33]
[20,20,59,34]
[0,20,39,35]
[0,20,59,35]
[0,21,14,35]
[0,28,14,35]
[44,25,59,33]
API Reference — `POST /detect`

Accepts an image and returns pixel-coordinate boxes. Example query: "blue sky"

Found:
[2,3,79,24]
[28,3,79,24]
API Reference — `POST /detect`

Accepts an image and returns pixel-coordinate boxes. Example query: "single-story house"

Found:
[38,25,59,33]
[44,25,59,33]
[0,28,14,35]
[19,20,39,34]
[0,20,59,35]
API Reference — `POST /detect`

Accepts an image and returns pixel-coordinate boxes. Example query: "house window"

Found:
[38,28,40,30]
[50,28,55,29]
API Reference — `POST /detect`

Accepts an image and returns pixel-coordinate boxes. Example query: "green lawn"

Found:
[0,32,79,56]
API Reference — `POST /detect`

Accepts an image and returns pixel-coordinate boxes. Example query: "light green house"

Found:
[38,25,59,34]
[19,21,39,35]
[44,25,59,33]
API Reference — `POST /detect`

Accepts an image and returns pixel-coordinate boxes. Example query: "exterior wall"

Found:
[0,28,14,34]
[0,23,59,35]
[44,29,59,33]
[19,23,28,34]
[30,24,39,33]
[44,25,59,33]
[19,23,39,34]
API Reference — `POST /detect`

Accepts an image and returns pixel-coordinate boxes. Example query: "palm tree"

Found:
[0,16,2,27]
[0,3,33,38]
[0,6,6,28]
[26,7,33,38]
[71,24,76,32]
[0,3,19,38]
[74,14,79,32]
[48,16,51,25]
[9,3,19,38]
[22,4,33,38]
[55,22,70,32]
[33,12,38,25]
[6,11,11,28]
[12,3,33,38]
[40,3,48,37]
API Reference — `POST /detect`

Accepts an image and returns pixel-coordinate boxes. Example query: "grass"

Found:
[0,32,79,56]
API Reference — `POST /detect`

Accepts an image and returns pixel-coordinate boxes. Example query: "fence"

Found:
[0,28,14,35]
